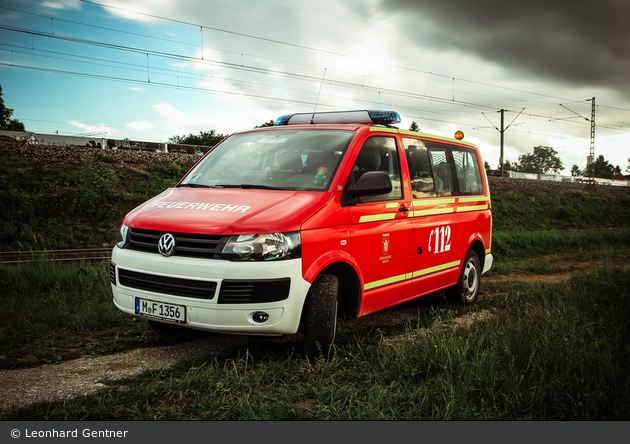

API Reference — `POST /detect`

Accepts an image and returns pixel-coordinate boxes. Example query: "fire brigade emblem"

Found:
[382,237,390,255]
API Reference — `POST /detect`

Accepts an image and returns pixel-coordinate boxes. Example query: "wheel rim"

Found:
[462,257,479,302]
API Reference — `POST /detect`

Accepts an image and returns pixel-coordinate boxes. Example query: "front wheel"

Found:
[302,274,339,359]
[446,250,481,304]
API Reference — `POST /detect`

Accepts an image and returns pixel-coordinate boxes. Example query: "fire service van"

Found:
[111,110,493,357]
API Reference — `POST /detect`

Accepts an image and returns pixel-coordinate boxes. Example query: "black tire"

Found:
[446,250,481,304]
[302,274,339,359]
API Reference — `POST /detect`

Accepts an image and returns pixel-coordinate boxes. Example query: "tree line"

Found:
[408,120,629,179]
[1,84,627,180]
[0,85,25,131]
[167,119,630,180]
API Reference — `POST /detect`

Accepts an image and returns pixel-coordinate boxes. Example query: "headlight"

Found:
[222,232,300,261]
[116,223,129,248]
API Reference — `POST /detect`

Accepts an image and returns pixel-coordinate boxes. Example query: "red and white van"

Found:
[111,110,493,357]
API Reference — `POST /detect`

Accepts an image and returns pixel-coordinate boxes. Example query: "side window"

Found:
[352,136,402,203]
[428,149,452,197]
[404,139,436,198]
[452,149,483,195]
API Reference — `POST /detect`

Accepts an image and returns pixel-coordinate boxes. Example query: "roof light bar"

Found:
[275,110,401,126]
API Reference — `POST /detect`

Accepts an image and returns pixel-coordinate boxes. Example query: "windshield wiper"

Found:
[178,183,215,188]
[179,183,296,190]
[240,184,295,190]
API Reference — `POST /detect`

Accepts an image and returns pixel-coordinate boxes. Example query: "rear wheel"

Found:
[446,250,481,304]
[302,274,339,359]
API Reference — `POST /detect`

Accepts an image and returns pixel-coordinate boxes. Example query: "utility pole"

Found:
[500,109,505,175]
[482,109,522,175]
[560,98,596,182]
[589,97,596,182]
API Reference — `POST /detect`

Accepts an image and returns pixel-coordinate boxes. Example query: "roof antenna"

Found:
[312,68,327,122]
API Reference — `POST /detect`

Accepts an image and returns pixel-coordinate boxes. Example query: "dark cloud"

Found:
[380,0,630,94]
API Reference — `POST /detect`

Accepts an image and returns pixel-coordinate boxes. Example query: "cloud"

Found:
[67,120,113,136]
[379,0,630,96]
[41,0,81,10]
[94,0,179,23]
[127,120,153,130]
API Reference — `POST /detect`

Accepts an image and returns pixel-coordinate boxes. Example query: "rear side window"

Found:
[403,138,484,198]
[452,149,483,195]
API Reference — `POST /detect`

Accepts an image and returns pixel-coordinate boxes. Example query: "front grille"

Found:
[119,268,217,299]
[218,278,291,304]
[126,228,229,259]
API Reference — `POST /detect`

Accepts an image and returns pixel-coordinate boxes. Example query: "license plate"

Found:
[135,297,186,323]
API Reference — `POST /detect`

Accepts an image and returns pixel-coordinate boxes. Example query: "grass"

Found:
[0,149,193,251]
[492,228,630,261]
[0,258,192,370]
[2,148,630,419]
[1,241,629,419]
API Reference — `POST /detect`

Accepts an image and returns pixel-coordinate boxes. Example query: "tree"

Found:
[0,85,25,131]
[255,120,276,128]
[515,145,563,174]
[502,159,517,171]
[168,130,226,146]
[409,121,420,132]
[583,154,615,179]
[570,164,582,177]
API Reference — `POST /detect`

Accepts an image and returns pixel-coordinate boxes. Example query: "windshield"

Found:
[180,129,354,191]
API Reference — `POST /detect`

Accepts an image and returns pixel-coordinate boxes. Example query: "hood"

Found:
[123,187,333,234]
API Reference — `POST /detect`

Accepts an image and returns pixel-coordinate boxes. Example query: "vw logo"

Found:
[157,233,176,257]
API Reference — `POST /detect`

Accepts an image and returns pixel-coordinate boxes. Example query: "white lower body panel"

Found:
[111,247,311,335]
[482,253,493,275]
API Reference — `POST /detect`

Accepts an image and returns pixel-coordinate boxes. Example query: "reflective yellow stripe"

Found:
[359,213,396,223]
[412,260,461,278]
[359,197,489,222]
[458,196,490,203]
[369,127,399,134]
[363,260,461,290]
[368,127,478,148]
[364,273,407,290]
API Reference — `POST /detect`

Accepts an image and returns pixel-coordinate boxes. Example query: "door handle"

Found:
[398,206,410,212]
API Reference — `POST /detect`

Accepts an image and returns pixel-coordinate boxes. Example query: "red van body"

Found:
[111,110,492,356]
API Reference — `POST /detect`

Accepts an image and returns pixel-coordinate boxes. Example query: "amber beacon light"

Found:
[454,130,464,140]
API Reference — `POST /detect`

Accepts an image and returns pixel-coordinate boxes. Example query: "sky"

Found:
[1,0,630,175]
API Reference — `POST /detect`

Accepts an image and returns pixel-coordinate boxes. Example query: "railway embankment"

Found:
[1,140,630,251]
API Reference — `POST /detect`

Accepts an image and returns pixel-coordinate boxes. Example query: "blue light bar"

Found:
[275,110,401,126]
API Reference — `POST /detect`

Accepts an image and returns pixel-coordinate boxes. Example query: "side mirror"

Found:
[348,171,392,197]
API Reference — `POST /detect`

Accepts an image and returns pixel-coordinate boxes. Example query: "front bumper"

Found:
[111,246,311,335]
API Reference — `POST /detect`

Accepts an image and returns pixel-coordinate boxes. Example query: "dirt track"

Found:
[0,270,572,414]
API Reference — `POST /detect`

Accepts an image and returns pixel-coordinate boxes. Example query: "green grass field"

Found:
[2,234,629,419]
[1,148,630,419]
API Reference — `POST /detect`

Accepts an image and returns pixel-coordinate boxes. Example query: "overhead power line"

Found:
[1,2,629,163]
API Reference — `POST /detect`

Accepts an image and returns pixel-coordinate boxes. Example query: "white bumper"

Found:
[482,253,493,275]
[111,247,311,335]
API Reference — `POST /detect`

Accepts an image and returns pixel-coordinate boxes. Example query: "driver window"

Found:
[352,136,402,203]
